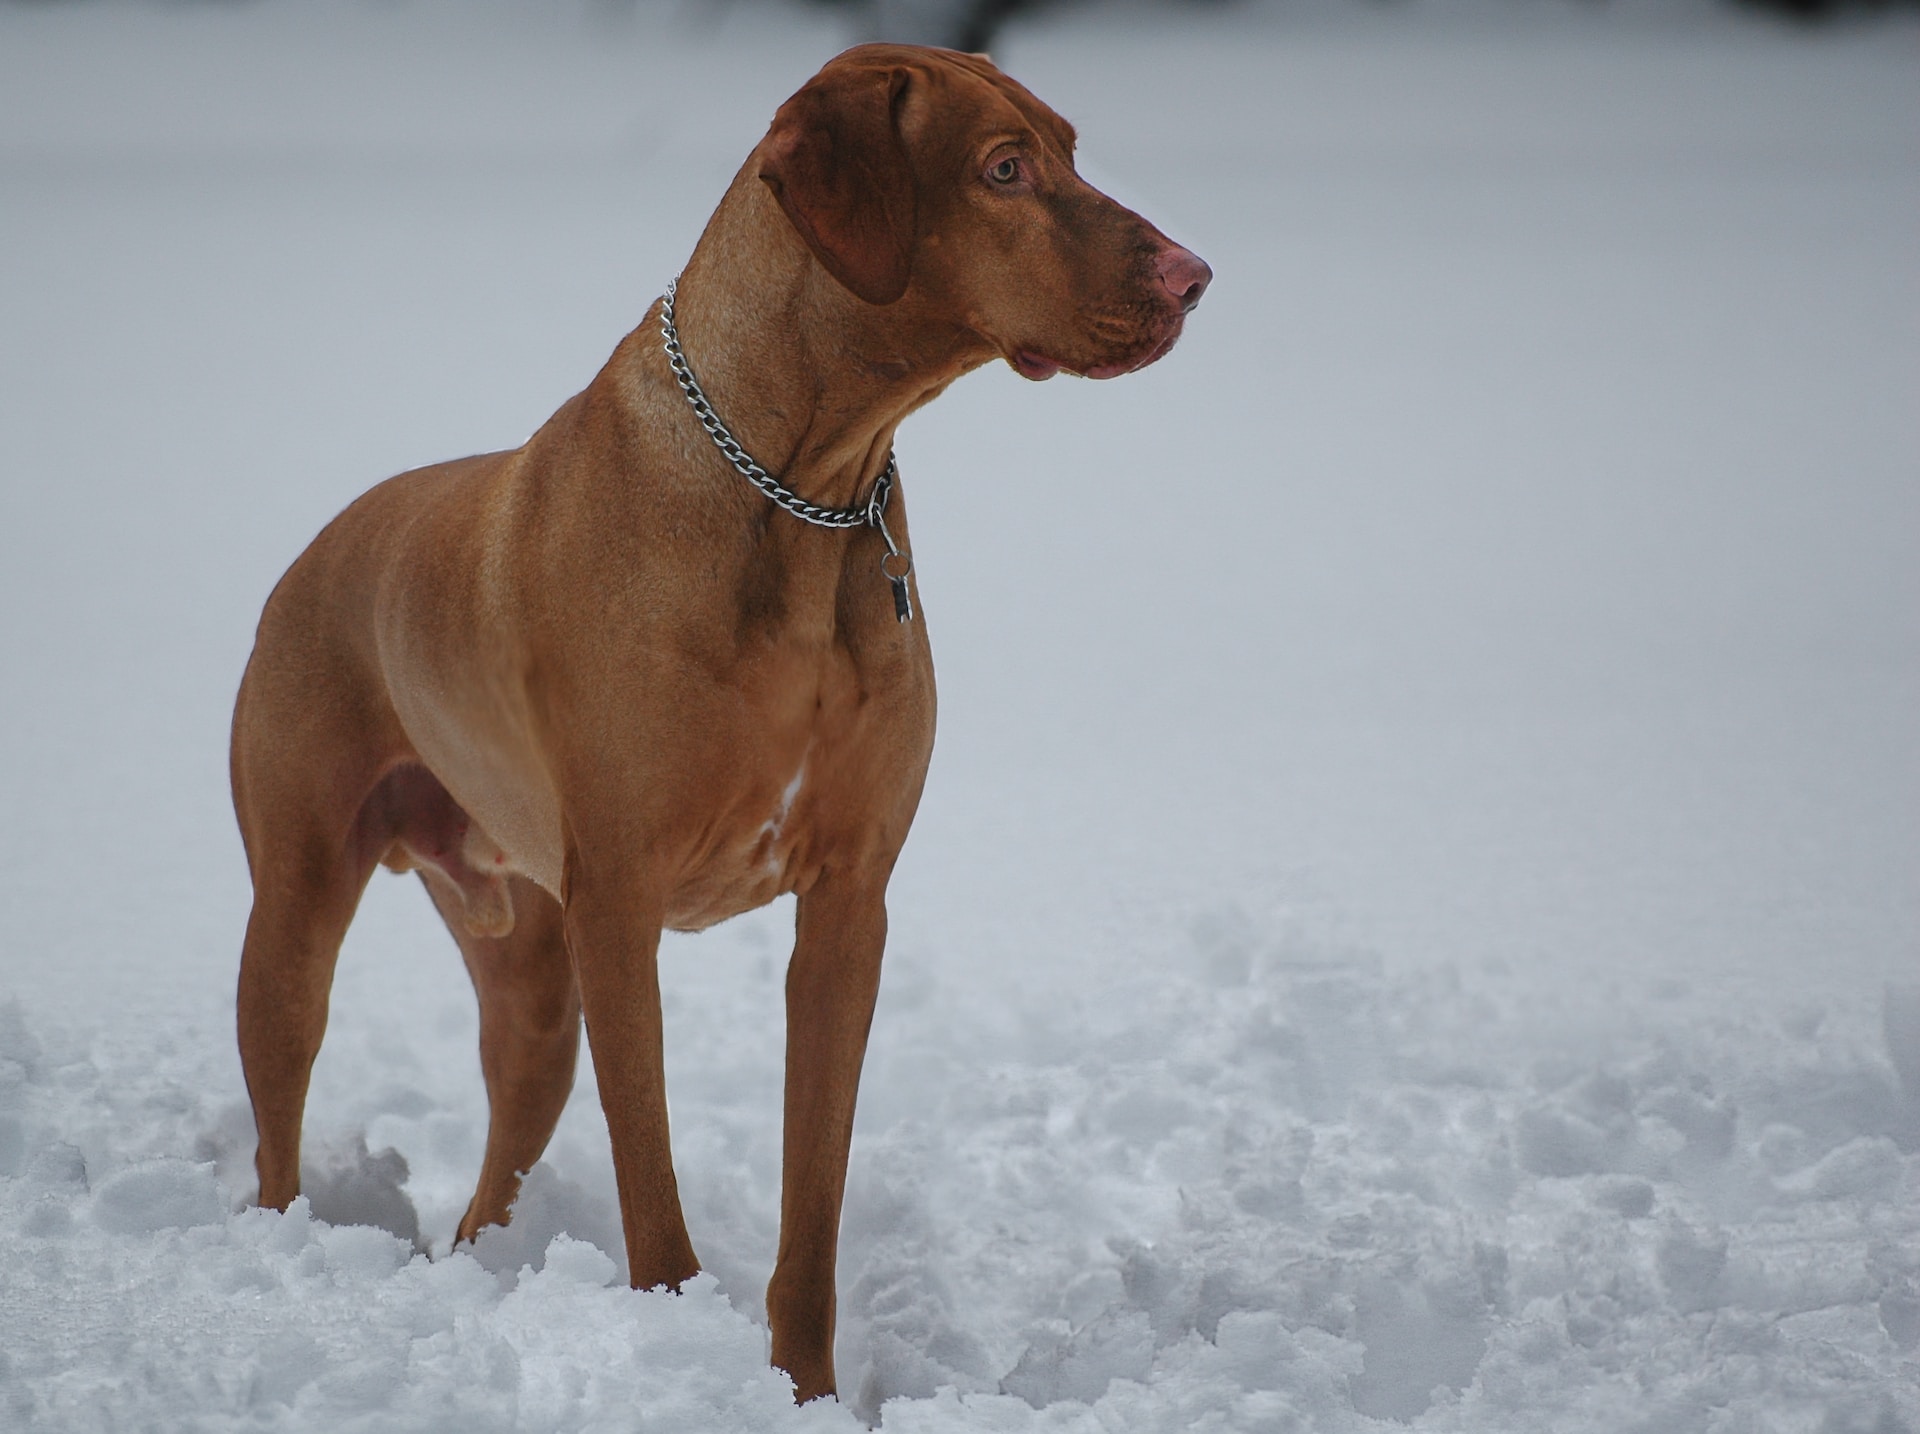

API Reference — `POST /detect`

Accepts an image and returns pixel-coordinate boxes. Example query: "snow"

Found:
[1,1,1917,1429]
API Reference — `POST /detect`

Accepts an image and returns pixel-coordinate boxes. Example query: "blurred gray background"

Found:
[1,0,1914,1020]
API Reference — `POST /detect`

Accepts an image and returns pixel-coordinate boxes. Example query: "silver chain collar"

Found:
[659,277,915,622]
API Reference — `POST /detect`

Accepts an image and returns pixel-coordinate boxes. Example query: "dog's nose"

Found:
[1156,246,1212,313]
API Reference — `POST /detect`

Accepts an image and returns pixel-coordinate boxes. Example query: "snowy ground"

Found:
[2,1,1917,1429]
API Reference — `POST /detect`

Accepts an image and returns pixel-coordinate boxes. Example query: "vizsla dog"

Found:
[232,43,1208,1401]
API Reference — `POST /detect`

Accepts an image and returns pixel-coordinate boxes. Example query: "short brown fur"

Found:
[232,43,1207,1403]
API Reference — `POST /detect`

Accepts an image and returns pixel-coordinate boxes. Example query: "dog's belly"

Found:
[377,708,562,905]
[378,645,565,897]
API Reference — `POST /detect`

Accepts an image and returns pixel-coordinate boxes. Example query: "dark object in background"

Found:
[855,0,1039,51]
[1735,0,1915,16]
[10,0,1910,49]
[849,0,1231,53]
[831,0,1915,51]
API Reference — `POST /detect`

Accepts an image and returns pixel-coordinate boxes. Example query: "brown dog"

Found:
[232,43,1208,1402]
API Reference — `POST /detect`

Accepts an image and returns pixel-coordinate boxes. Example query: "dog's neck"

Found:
[663,163,987,513]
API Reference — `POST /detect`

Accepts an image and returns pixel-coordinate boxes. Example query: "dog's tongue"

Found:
[1011,350,1062,381]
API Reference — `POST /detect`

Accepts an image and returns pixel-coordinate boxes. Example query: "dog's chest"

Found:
[660,746,827,931]
[661,644,928,932]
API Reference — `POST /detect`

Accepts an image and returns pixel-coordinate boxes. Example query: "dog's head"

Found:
[757,44,1210,381]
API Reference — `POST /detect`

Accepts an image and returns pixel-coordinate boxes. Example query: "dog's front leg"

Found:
[561,850,700,1293]
[766,877,889,1403]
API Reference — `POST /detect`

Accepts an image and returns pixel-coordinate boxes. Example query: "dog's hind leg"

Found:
[234,786,384,1212]
[232,624,415,1212]
[420,869,582,1245]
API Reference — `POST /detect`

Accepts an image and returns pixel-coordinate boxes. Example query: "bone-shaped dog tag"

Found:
[889,572,914,623]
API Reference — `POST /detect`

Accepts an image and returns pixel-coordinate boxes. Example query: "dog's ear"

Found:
[759,64,916,307]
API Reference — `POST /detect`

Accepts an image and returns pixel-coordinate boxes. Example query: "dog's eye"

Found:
[987,156,1021,185]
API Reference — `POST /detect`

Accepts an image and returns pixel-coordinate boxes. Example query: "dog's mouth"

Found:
[1011,349,1064,381]
[1010,320,1184,384]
